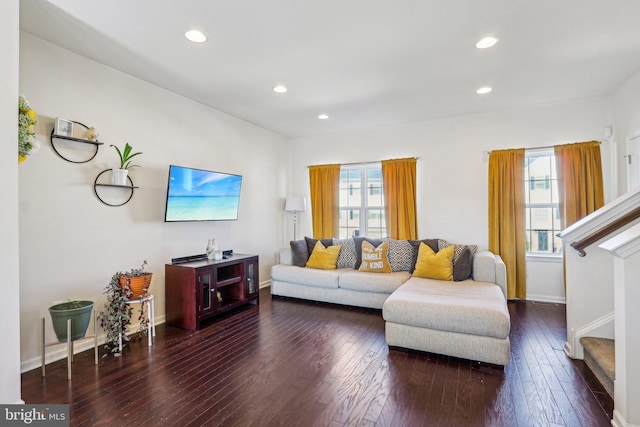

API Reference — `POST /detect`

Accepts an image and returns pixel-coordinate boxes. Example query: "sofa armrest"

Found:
[494,255,507,299]
[279,247,293,265]
[473,250,507,299]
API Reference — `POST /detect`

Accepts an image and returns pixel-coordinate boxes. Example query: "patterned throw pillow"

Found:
[358,241,392,273]
[333,238,357,269]
[438,239,478,281]
[413,243,454,281]
[306,241,342,270]
[384,238,414,272]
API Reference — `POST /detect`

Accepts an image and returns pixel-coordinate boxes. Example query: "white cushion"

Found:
[383,277,510,339]
[339,271,411,293]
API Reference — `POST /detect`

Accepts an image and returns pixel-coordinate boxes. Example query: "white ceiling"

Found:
[19,0,640,138]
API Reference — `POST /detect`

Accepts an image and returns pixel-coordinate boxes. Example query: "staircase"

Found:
[580,337,614,398]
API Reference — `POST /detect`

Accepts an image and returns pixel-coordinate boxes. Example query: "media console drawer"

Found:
[165,254,259,331]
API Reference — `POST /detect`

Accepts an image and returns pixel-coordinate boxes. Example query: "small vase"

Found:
[206,239,217,260]
[112,168,128,186]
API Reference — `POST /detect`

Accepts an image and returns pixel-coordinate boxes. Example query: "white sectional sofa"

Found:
[271,238,511,366]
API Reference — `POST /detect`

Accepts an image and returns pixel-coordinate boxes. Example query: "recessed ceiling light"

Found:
[318,114,329,120]
[476,37,498,49]
[273,85,288,94]
[185,30,207,43]
[476,87,492,94]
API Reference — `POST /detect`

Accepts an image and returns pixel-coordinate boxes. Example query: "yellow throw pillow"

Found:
[306,241,342,270]
[358,241,392,273]
[412,243,454,281]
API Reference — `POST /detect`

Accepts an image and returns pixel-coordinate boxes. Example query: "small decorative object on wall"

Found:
[97,260,151,357]
[110,142,142,186]
[54,117,74,137]
[84,126,98,141]
[18,95,40,163]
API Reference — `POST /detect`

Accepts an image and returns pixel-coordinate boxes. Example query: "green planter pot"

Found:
[48,301,94,342]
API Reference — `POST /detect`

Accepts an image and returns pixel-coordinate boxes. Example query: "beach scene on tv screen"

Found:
[166,166,242,221]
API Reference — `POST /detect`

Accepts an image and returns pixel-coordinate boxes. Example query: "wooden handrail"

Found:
[570,206,640,256]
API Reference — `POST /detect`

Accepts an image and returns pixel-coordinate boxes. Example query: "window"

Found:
[338,164,387,238]
[524,150,562,255]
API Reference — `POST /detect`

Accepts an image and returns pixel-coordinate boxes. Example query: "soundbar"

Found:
[171,253,208,264]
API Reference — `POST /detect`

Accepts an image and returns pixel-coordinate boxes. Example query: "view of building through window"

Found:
[524,150,562,254]
[338,164,386,238]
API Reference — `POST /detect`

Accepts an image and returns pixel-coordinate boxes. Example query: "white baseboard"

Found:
[568,311,615,360]
[612,409,640,427]
[564,341,575,359]
[21,316,166,373]
[526,294,566,304]
[259,280,271,289]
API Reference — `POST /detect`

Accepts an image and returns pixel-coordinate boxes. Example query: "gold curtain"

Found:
[488,148,526,300]
[381,158,418,240]
[309,164,341,239]
[554,141,604,229]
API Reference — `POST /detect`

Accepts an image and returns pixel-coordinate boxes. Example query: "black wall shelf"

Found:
[93,169,138,207]
[50,121,103,163]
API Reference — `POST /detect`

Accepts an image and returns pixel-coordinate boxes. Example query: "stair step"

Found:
[580,337,614,398]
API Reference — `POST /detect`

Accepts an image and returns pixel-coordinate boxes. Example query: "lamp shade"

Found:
[285,196,307,212]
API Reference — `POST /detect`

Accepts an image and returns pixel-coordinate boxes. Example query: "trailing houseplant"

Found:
[109,142,142,185]
[97,261,151,356]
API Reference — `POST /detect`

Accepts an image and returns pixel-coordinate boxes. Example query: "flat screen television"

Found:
[164,165,243,222]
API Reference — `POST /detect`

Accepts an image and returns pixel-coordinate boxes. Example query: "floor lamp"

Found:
[285,196,307,241]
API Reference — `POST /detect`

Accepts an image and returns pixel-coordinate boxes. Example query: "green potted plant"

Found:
[110,142,142,186]
[97,261,151,356]
[48,300,94,342]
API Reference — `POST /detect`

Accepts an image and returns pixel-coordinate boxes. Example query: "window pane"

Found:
[524,151,562,255]
[551,179,559,204]
[347,169,360,181]
[338,165,387,238]
[530,207,552,229]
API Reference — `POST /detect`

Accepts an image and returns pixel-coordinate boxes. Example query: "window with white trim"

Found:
[338,164,387,238]
[524,150,562,255]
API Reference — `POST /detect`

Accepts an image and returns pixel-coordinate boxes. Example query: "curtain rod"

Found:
[483,141,602,156]
[307,157,420,168]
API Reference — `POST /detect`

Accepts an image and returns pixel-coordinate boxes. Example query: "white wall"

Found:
[18,33,290,370]
[613,68,640,195]
[290,97,614,302]
[0,0,23,404]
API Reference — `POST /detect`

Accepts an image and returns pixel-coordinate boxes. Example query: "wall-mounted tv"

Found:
[164,165,243,222]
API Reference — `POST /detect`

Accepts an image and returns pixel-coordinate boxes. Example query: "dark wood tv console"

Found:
[165,254,259,331]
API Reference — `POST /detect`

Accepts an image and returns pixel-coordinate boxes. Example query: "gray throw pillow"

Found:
[290,240,309,267]
[408,239,439,273]
[304,236,334,256]
[452,246,473,281]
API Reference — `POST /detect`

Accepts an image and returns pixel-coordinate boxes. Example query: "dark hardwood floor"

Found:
[22,288,613,426]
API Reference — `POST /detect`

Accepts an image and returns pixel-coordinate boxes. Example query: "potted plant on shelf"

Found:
[48,300,94,342]
[110,142,142,186]
[97,261,151,356]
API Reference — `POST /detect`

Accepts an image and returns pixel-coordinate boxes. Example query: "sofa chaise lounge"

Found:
[271,237,511,365]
